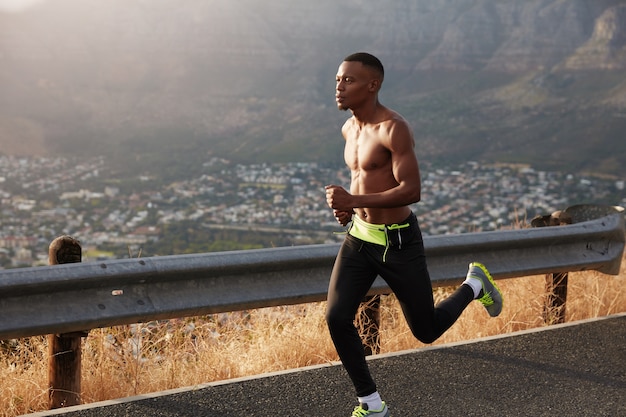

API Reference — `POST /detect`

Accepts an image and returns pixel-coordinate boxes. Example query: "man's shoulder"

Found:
[386,108,409,124]
[376,110,414,148]
[372,105,406,125]
[379,110,411,134]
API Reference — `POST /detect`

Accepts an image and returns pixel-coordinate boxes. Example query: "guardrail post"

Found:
[357,295,381,355]
[531,210,573,325]
[47,236,87,409]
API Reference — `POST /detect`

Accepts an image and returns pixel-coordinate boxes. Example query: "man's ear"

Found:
[368,79,381,92]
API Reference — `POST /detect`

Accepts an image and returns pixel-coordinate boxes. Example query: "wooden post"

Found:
[357,295,381,356]
[544,272,569,325]
[48,236,87,409]
[531,211,572,325]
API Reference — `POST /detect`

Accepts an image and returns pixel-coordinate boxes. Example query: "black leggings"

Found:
[325,215,474,397]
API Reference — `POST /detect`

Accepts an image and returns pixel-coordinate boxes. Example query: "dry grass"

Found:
[2,252,625,416]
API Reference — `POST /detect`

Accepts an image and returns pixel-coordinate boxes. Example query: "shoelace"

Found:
[478,291,494,306]
[352,406,371,417]
[352,404,387,417]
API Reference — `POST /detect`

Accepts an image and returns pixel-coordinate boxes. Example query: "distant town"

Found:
[0,154,623,268]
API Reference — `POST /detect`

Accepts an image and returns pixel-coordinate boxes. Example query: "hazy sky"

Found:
[0,0,47,13]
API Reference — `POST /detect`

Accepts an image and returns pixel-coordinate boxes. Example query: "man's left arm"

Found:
[388,121,422,204]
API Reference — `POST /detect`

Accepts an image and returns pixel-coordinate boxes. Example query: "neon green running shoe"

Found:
[467,262,503,317]
[351,402,390,417]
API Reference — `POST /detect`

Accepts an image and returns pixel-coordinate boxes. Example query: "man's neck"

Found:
[351,100,382,125]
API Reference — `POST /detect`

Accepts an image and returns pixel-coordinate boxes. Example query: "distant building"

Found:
[105,186,120,197]
[0,235,38,249]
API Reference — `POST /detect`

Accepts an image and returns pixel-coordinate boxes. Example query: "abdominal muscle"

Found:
[351,169,412,225]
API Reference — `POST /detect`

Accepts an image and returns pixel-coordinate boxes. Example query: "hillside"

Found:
[0,0,625,178]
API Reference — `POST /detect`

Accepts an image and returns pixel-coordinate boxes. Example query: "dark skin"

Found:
[326,60,422,226]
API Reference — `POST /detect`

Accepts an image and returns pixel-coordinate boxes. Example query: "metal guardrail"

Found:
[0,207,624,341]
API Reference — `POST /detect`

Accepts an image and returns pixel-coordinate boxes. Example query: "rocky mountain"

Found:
[0,0,624,178]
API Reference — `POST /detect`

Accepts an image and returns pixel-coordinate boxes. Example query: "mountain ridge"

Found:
[0,0,624,178]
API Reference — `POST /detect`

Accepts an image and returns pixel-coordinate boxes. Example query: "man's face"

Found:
[335,61,377,111]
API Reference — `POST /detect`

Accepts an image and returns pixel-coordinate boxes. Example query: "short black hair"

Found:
[343,52,384,79]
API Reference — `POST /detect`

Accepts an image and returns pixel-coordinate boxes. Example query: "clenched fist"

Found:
[325,185,353,211]
[333,209,353,226]
[326,185,354,226]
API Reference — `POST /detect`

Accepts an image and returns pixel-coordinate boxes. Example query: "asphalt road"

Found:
[25,314,625,417]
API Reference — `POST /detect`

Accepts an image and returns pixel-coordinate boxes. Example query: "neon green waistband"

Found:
[348,215,387,245]
[348,214,411,246]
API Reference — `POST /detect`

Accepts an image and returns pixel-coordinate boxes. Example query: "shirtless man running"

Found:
[324,52,503,417]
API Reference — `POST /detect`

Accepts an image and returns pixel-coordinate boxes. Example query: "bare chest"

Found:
[344,130,390,172]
